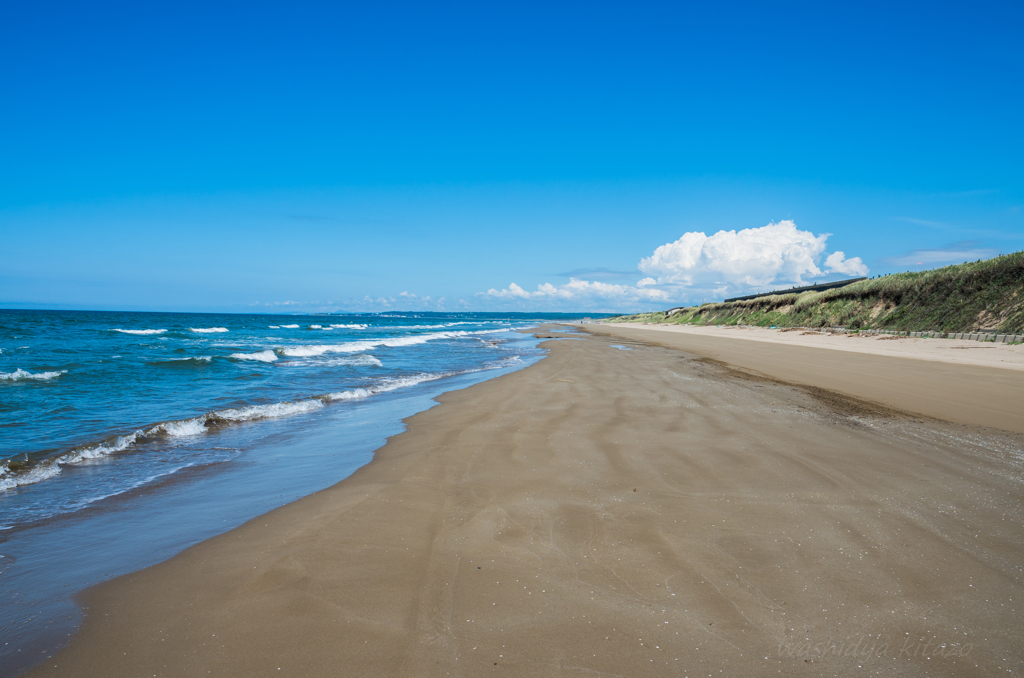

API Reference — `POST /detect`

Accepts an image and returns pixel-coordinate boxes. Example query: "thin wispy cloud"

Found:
[555,267,639,280]
[881,241,1000,267]
[891,217,1024,241]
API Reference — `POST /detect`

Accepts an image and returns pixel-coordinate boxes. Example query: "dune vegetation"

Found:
[613,252,1024,334]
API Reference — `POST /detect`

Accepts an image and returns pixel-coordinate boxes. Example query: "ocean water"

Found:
[0,309,587,676]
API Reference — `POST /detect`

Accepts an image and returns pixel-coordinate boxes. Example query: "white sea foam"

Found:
[322,366,507,402]
[0,461,62,491]
[321,355,383,367]
[325,372,445,401]
[326,387,374,401]
[229,350,278,363]
[308,325,324,329]
[330,323,368,329]
[0,429,146,491]
[190,327,229,333]
[277,329,508,358]
[281,324,300,328]
[113,328,167,335]
[152,419,208,437]
[71,431,143,461]
[212,399,325,422]
[376,373,448,391]
[268,325,281,329]
[0,368,67,381]
[454,355,522,375]
[403,322,478,329]
[278,344,361,357]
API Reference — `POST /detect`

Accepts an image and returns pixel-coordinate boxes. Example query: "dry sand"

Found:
[587,323,1024,435]
[27,328,1024,677]
[595,323,1024,372]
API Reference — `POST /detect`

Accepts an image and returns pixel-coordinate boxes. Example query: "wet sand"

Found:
[27,329,1024,677]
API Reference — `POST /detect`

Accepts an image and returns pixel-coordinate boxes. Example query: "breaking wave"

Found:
[325,373,444,401]
[403,321,481,329]
[149,356,212,366]
[277,329,507,357]
[113,329,167,335]
[210,399,325,423]
[229,350,278,363]
[149,419,209,437]
[1,369,67,381]
[190,327,229,333]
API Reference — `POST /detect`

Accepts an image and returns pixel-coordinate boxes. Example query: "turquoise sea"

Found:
[0,309,592,676]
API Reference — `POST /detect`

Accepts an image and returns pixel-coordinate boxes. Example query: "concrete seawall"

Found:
[860,328,1024,343]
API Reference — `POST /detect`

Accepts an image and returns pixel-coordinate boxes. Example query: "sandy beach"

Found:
[27,327,1024,677]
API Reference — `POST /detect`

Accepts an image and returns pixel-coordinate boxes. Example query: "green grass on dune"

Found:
[612,252,1024,334]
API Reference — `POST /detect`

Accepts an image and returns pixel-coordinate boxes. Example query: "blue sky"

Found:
[2,1,1021,312]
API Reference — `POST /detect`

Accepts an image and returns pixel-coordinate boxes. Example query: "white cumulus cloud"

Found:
[824,251,868,276]
[640,220,866,290]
